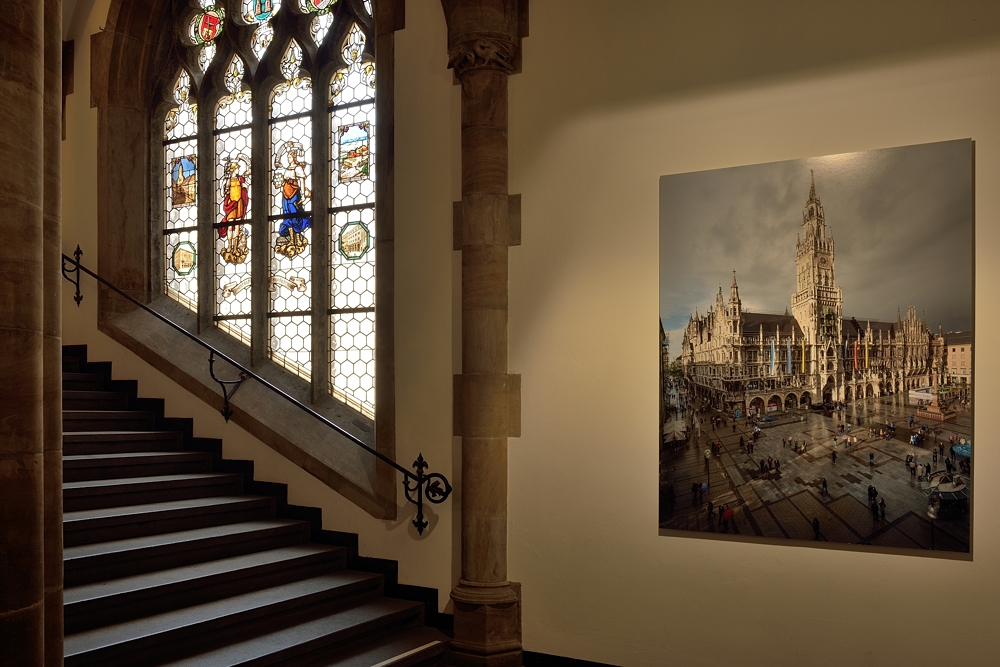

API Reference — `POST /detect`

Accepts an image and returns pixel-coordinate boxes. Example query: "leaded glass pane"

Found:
[329,25,375,411]
[296,0,337,12]
[269,40,312,379]
[331,312,374,417]
[189,6,224,45]
[310,13,334,46]
[215,61,253,345]
[165,230,198,310]
[330,26,375,208]
[271,315,312,378]
[164,71,199,312]
[198,43,217,71]
[164,145,198,229]
[241,0,281,24]
[331,208,375,310]
[251,23,274,60]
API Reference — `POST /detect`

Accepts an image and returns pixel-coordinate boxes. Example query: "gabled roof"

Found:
[742,313,803,337]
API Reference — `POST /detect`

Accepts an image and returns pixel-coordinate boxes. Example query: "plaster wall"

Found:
[60,1,1000,665]
[507,2,1000,666]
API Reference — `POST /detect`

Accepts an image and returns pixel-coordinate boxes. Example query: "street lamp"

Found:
[927,503,939,550]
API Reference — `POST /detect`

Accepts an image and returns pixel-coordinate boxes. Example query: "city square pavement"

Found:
[659,394,972,552]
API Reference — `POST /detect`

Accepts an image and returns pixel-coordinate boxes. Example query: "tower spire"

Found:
[809,169,817,201]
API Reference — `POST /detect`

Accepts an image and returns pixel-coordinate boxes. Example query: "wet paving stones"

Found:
[660,395,971,552]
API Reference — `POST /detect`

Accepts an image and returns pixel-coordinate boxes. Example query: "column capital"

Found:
[448,36,518,76]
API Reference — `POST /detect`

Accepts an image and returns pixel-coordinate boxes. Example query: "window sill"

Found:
[99,294,396,519]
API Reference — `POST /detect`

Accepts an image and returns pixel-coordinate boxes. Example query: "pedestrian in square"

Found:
[869,452,875,467]
[812,518,821,540]
[879,498,886,521]
[718,505,724,526]
[701,482,708,497]
[832,450,837,464]
[707,500,714,517]
[933,450,938,465]
[783,437,787,448]
[821,478,828,495]
[775,459,780,473]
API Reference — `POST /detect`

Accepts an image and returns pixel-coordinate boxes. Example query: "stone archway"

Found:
[866,383,875,398]
[749,397,765,415]
[800,391,812,406]
[785,393,797,409]
[822,376,835,403]
[768,395,782,413]
[844,385,853,402]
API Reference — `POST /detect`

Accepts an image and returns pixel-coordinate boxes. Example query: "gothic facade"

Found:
[680,175,946,416]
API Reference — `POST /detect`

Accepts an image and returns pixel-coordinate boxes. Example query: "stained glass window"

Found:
[329,24,376,416]
[188,4,224,71]
[269,40,313,379]
[159,0,382,419]
[163,70,199,310]
[215,56,253,344]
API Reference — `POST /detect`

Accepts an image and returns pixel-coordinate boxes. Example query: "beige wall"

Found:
[62,1,1000,665]
[60,0,459,616]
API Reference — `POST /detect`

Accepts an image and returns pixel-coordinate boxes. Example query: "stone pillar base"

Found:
[449,581,522,667]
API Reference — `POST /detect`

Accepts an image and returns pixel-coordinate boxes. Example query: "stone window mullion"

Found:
[250,81,269,366]
[311,60,331,401]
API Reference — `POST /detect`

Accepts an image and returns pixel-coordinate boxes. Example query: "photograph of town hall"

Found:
[659,140,973,552]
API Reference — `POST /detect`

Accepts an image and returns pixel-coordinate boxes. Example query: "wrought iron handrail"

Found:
[61,246,451,534]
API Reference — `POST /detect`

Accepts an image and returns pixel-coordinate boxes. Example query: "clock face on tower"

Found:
[819,256,828,266]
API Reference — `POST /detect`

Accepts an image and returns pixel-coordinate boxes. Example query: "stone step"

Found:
[63,451,213,482]
[63,495,275,547]
[64,410,157,432]
[63,431,185,456]
[310,626,448,667]
[64,572,386,667]
[64,519,310,587]
[155,598,427,667]
[64,473,242,512]
[64,544,346,634]
[63,372,105,391]
[63,390,130,411]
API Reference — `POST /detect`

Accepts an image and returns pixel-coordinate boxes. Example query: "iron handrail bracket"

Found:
[61,246,451,534]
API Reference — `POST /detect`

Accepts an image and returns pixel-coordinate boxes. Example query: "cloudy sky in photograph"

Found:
[659,139,973,356]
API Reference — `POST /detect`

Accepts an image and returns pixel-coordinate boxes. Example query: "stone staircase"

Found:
[61,345,448,666]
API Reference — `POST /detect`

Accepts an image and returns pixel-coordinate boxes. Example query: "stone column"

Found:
[0,0,47,665]
[443,1,524,665]
[43,0,64,663]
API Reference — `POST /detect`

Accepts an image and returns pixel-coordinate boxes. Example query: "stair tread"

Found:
[64,495,271,524]
[64,431,182,441]
[64,410,155,417]
[155,598,425,667]
[63,391,127,398]
[64,572,383,658]
[65,473,238,492]
[64,451,208,464]
[311,626,448,667]
[65,519,306,561]
[65,544,342,605]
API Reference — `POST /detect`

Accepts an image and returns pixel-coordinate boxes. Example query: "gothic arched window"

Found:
[157,0,381,418]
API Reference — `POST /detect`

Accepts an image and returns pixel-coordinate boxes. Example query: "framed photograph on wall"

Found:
[658,139,973,553]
